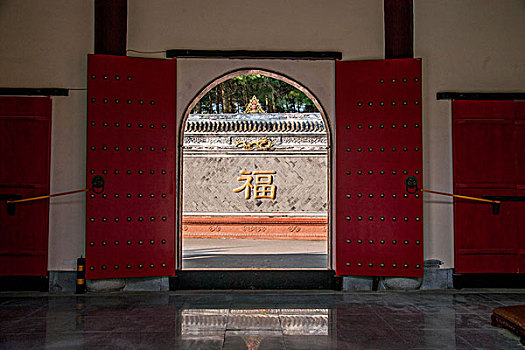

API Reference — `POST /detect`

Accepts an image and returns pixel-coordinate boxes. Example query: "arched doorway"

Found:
[177,69,333,272]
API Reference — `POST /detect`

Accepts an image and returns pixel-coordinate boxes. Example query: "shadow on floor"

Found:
[183,253,328,269]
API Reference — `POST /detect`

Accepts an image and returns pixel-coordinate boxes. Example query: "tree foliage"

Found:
[192,75,318,114]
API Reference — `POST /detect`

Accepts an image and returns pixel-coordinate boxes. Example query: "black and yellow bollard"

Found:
[76,257,86,294]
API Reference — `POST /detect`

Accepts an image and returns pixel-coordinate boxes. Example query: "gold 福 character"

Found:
[233,170,254,199]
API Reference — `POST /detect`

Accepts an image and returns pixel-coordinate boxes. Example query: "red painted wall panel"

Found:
[518,189,525,274]
[452,100,516,119]
[453,119,515,186]
[455,189,517,252]
[517,101,525,272]
[0,97,51,276]
[335,59,423,277]
[86,55,176,279]
[516,120,525,188]
[453,100,524,274]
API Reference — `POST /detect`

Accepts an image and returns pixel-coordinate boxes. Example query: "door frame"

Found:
[176,67,334,271]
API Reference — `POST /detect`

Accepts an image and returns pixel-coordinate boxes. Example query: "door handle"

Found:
[0,194,22,215]
[481,196,525,215]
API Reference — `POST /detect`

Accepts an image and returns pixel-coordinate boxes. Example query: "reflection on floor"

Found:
[182,308,328,348]
[183,238,328,269]
[1,291,524,349]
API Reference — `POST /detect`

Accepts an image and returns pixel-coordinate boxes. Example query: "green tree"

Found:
[191,75,318,114]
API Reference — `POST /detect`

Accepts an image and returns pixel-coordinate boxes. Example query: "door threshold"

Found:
[171,270,340,290]
[0,276,49,292]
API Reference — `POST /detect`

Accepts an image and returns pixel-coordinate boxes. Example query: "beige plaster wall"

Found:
[127,0,383,60]
[0,0,93,271]
[414,0,525,268]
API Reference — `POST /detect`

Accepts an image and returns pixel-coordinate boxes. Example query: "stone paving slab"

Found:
[182,238,328,269]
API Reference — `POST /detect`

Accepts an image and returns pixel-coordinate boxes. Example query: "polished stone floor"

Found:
[1,291,524,349]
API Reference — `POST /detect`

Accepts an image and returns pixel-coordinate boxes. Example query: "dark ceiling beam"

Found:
[0,88,69,96]
[437,92,525,101]
[95,0,127,56]
[166,50,342,60]
[384,0,413,59]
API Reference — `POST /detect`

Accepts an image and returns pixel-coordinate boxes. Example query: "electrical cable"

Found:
[126,49,166,55]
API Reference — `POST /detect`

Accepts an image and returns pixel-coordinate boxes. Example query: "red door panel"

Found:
[0,97,51,276]
[516,121,525,187]
[453,100,516,119]
[453,100,523,274]
[336,59,423,277]
[516,101,525,120]
[518,104,525,272]
[455,189,518,251]
[518,103,525,273]
[86,55,176,279]
[518,189,525,274]
[453,119,515,186]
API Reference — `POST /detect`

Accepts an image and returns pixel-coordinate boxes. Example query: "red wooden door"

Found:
[453,101,523,273]
[86,55,176,279]
[0,97,51,276]
[335,59,423,277]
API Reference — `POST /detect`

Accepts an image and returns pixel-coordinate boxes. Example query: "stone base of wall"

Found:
[49,271,76,292]
[182,216,328,240]
[47,269,454,292]
[48,274,171,293]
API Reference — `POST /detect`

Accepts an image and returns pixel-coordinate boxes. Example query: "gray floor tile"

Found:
[457,328,525,350]
[396,328,475,349]
[223,331,285,350]
[0,290,524,349]
[284,335,336,350]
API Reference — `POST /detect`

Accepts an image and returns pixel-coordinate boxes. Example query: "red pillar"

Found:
[95,0,127,56]
[384,0,413,59]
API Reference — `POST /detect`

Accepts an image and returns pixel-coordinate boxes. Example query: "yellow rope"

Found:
[6,188,89,204]
[421,189,500,204]
[7,186,500,206]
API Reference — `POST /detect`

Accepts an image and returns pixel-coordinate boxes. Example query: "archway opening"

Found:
[179,70,331,270]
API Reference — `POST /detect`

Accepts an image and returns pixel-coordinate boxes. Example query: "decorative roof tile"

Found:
[185,113,326,133]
